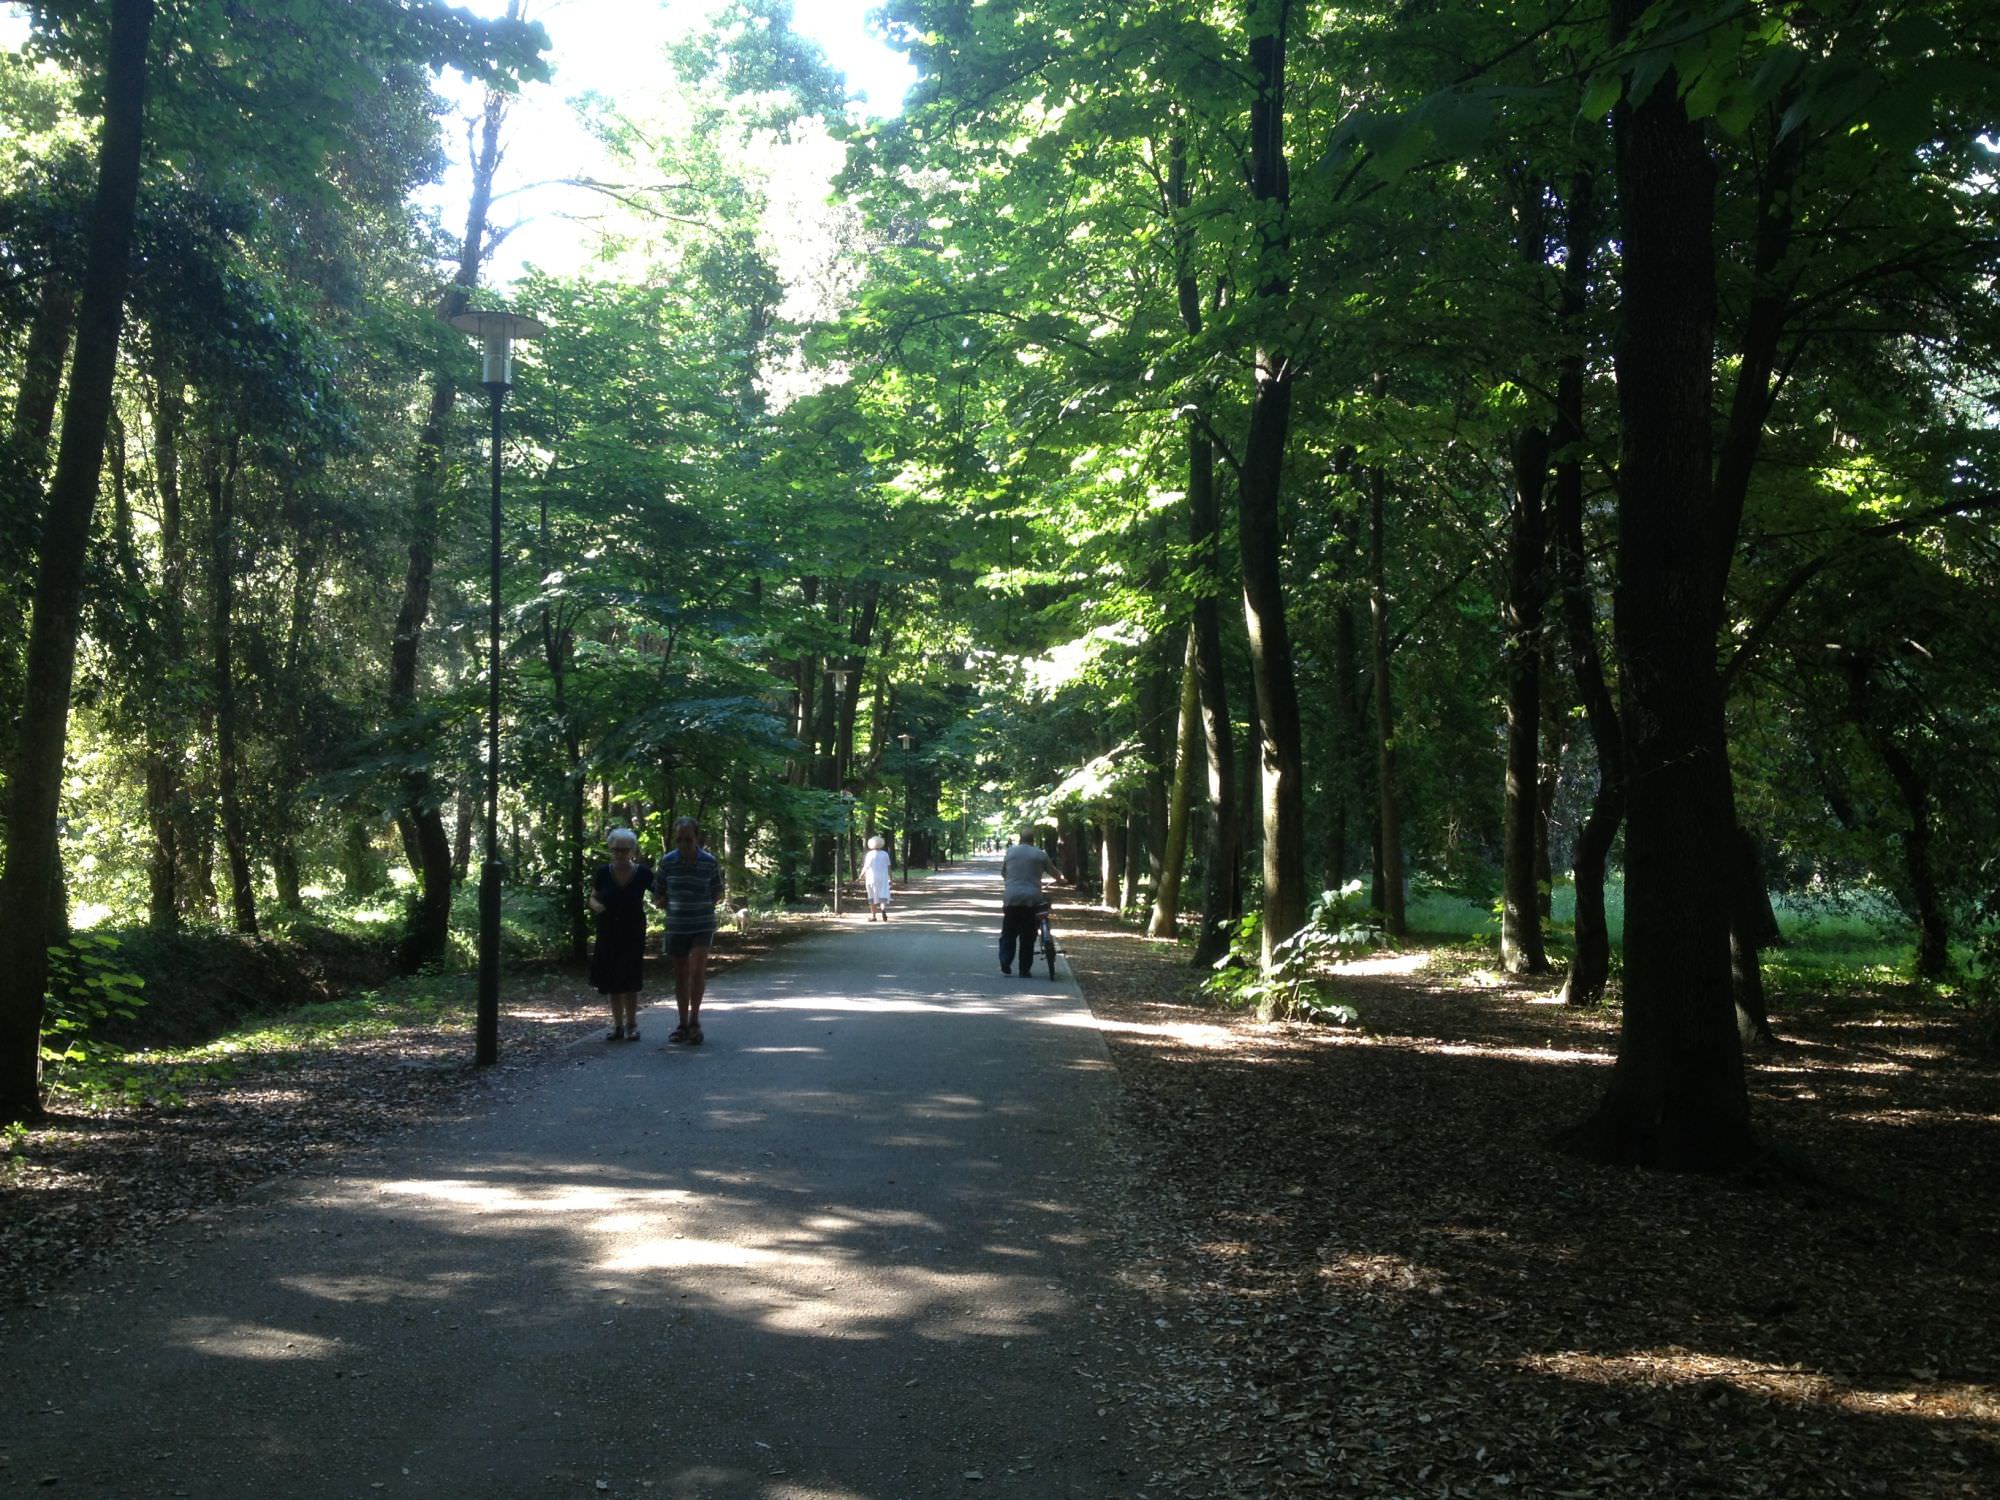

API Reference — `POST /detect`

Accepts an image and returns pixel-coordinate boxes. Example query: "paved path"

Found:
[2,859,1137,1499]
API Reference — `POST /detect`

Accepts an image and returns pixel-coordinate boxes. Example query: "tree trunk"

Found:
[387,80,508,972]
[1139,644,1172,898]
[1730,826,1777,1045]
[1168,133,1241,969]
[207,433,256,935]
[1550,169,1625,1010]
[1149,627,1202,938]
[1238,1,1307,967]
[0,0,153,1125]
[1844,663,1949,980]
[1560,1,1752,1171]
[1100,815,1124,911]
[1502,425,1551,973]
[1368,459,1407,936]
[144,357,188,928]
[1331,565,1370,892]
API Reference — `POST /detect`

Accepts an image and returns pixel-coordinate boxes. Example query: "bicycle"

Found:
[1035,901,1060,980]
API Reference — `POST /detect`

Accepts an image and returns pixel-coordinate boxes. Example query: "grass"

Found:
[1400,878,1940,992]
[180,974,472,1059]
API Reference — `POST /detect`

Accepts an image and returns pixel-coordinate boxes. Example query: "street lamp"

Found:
[827,667,849,916]
[896,732,913,886]
[448,308,546,1067]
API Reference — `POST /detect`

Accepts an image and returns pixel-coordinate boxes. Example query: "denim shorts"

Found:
[665,928,714,958]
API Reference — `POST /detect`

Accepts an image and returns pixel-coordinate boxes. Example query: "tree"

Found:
[0,0,153,1125]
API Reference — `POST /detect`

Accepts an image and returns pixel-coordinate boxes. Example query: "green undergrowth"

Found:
[44,973,482,1110]
[43,882,579,1102]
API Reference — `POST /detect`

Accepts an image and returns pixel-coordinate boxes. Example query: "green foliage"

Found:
[1957,927,2000,1055]
[39,933,148,1100]
[1203,883,1379,1024]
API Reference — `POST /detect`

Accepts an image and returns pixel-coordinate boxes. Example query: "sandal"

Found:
[687,1023,704,1046]
[626,1027,640,1043]
[668,1025,690,1044]
[607,1026,626,1042]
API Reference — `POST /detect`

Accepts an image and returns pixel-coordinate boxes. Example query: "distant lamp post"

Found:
[896,733,914,886]
[827,667,850,916]
[448,308,547,1067]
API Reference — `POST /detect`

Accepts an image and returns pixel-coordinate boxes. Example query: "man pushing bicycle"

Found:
[999,826,1065,979]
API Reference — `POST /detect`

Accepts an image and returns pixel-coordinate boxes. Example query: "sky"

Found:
[0,0,918,284]
[431,0,918,283]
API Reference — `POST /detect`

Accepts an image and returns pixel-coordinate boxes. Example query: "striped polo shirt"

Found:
[654,847,724,936]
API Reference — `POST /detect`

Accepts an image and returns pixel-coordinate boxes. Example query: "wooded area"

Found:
[2,0,1997,1189]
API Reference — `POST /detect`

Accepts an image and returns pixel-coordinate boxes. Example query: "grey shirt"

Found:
[1002,843,1055,906]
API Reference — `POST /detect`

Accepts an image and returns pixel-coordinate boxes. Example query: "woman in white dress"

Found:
[862,834,894,921]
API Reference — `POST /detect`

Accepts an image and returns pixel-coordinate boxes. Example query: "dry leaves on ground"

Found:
[1061,907,2000,1499]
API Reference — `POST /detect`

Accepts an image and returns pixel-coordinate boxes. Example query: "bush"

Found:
[41,933,149,1100]
[1202,882,1382,1023]
[1960,926,2000,1055]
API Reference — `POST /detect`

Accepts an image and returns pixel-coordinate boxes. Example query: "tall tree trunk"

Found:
[1550,169,1625,1009]
[1368,459,1407,936]
[1167,131,1241,968]
[1331,558,1371,892]
[1135,649,1172,904]
[206,433,255,935]
[146,353,188,928]
[1238,0,1307,969]
[1149,628,1202,938]
[1100,814,1125,912]
[1560,0,1752,1171]
[0,0,153,1125]
[1843,662,1949,981]
[1502,425,1551,973]
[2,273,80,878]
[1710,120,1806,1039]
[387,75,509,971]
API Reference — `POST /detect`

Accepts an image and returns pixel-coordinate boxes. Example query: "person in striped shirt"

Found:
[652,816,724,1044]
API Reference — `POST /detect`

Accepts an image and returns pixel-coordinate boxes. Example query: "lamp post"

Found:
[896,732,913,886]
[827,667,849,916]
[448,308,546,1067]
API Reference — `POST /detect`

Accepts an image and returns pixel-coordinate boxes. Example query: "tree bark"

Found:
[1843,660,1949,980]
[1550,170,1624,1009]
[1559,1,1753,1170]
[1100,814,1125,912]
[144,352,193,926]
[1168,132,1241,969]
[1238,0,1307,966]
[1149,627,1202,938]
[0,0,153,1124]
[1368,458,1407,936]
[387,80,508,971]
[206,432,256,934]
[1501,425,1551,973]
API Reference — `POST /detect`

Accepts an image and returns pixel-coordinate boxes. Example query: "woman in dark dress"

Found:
[588,828,651,1041]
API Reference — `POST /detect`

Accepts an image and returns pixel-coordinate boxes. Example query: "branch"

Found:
[1721,494,2000,691]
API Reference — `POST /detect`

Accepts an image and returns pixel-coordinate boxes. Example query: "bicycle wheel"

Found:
[1041,920,1059,979]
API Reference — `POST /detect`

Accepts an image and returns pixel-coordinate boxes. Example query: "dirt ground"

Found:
[5,903,1995,1498]
[1059,904,2000,1498]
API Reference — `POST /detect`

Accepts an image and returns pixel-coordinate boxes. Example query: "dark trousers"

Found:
[1000,904,1040,972]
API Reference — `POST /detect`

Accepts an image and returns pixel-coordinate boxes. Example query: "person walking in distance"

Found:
[1000,826,1060,978]
[654,816,724,1044]
[863,834,893,921]
[589,828,651,1041]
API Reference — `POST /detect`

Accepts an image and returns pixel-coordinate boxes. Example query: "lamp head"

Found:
[448,310,548,389]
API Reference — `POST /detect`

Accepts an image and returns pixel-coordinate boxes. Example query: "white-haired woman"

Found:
[863,833,893,921]
[588,828,652,1041]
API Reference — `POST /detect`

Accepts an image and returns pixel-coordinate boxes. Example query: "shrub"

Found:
[1202,882,1382,1023]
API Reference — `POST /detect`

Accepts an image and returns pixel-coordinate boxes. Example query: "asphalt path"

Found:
[2,857,1139,1499]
